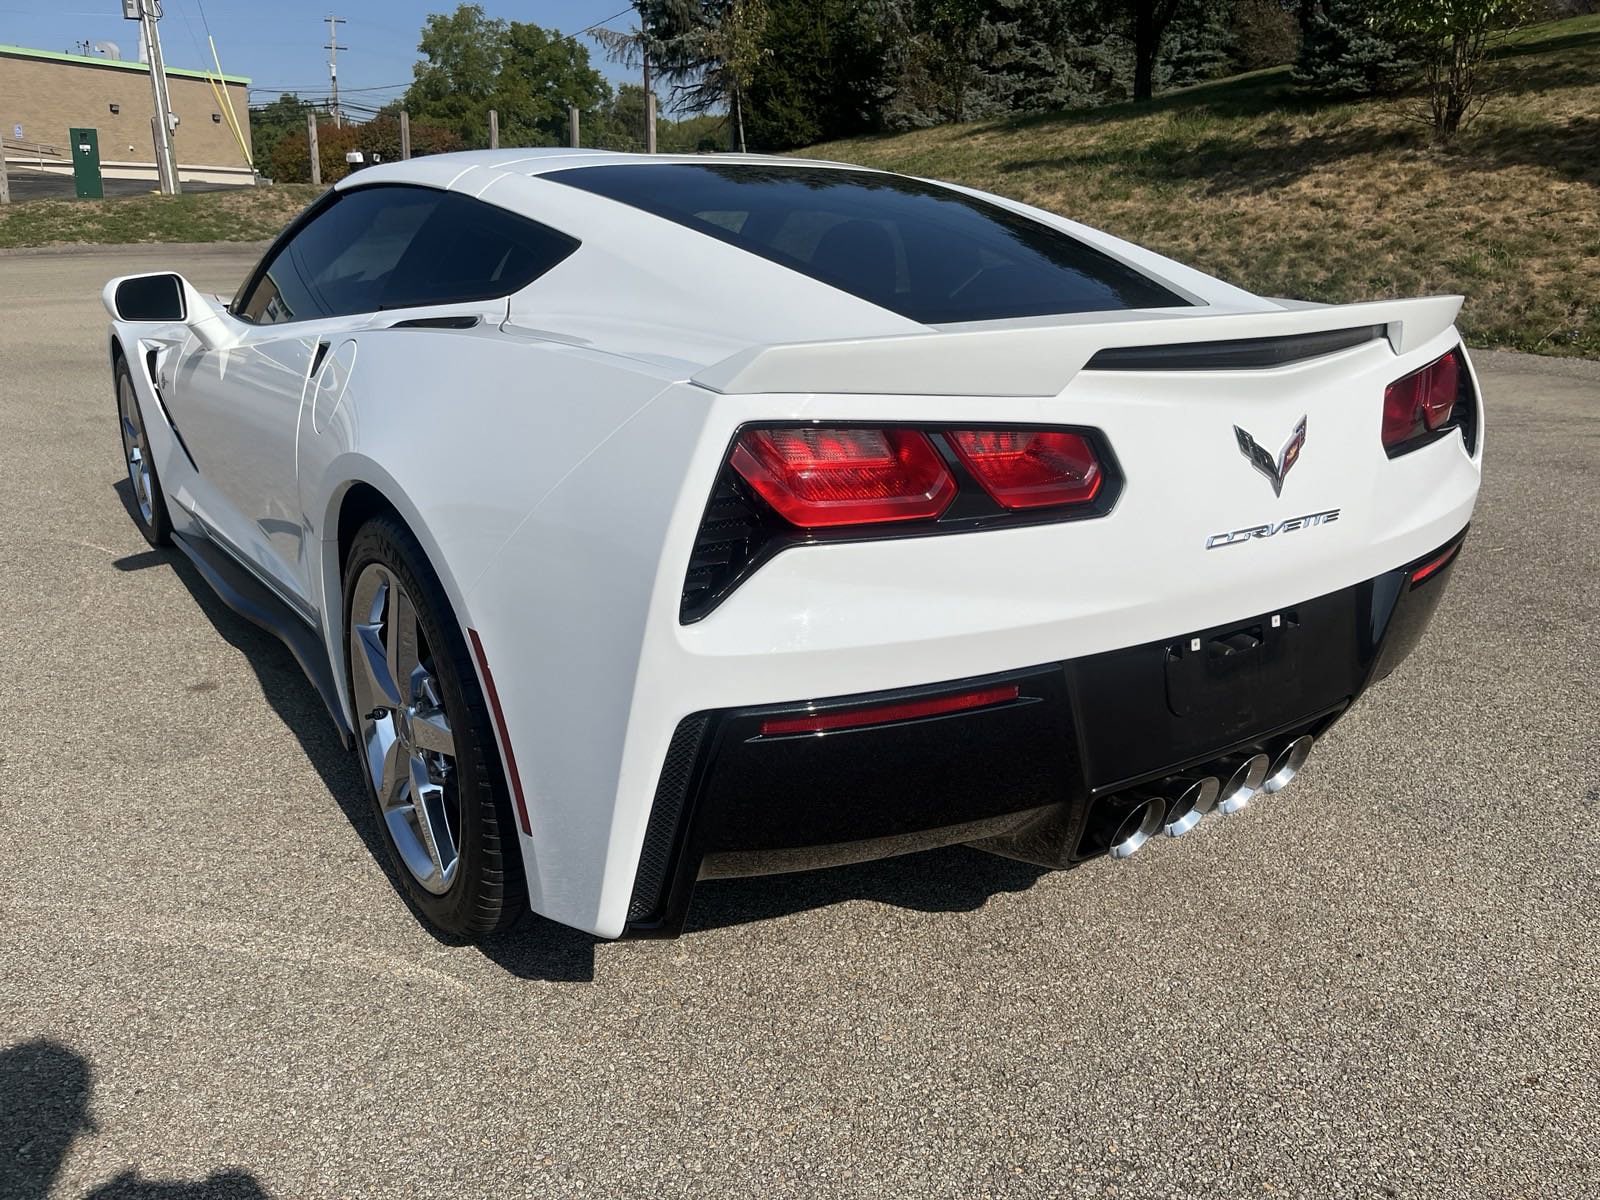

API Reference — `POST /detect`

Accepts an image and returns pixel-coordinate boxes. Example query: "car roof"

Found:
[333,147,870,193]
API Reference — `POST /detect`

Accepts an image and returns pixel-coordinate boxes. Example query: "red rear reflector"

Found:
[467,629,531,836]
[1409,542,1460,586]
[760,683,1020,737]
[948,429,1103,509]
[731,427,955,528]
[1384,349,1462,449]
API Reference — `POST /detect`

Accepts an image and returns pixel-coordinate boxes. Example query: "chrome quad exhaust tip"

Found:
[1108,795,1167,859]
[1262,735,1314,794]
[1216,753,1270,815]
[1162,775,1221,838]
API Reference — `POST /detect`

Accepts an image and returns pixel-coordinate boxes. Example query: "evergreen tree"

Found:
[964,0,1108,117]
[1162,1,1234,89]
[1292,0,1417,97]
[744,0,888,150]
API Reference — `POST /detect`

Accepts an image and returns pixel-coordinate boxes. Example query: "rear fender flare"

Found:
[312,458,479,737]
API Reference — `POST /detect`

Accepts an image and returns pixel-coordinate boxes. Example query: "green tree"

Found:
[583,83,651,150]
[1161,1,1233,88]
[249,93,314,176]
[878,0,984,129]
[1115,0,1188,101]
[1392,0,1533,143]
[1292,0,1416,97]
[881,0,1124,127]
[639,0,773,151]
[743,0,887,150]
[966,0,1114,117]
[403,4,609,147]
[1227,0,1300,72]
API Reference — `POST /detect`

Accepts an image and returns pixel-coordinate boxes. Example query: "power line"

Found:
[248,81,409,95]
[576,7,635,40]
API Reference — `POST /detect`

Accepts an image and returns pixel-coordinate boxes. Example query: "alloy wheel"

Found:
[117,372,154,525]
[348,562,462,895]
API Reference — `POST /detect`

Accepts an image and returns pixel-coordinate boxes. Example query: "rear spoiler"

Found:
[692,294,1464,397]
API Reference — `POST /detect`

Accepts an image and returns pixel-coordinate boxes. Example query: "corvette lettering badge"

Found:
[1206,508,1341,550]
[1234,416,1306,497]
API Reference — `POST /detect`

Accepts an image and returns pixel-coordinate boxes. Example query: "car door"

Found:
[168,185,441,613]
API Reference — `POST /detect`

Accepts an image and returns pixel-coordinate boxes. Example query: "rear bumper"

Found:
[625,527,1467,936]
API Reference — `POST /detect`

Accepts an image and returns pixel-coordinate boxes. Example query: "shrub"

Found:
[267,115,464,184]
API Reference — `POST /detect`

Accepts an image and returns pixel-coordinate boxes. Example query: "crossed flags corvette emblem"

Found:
[1233,416,1307,498]
[1207,415,1336,549]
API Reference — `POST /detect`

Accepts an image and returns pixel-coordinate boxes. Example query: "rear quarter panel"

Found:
[296,327,679,915]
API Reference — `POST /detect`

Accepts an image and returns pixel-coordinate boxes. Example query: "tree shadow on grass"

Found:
[0,1040,266,1199]
[995,105,1600,196]
[996,121,1420,195]
[1453,113,1600,187]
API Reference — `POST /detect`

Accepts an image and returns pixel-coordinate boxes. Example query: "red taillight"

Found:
[760,683,1020,737]
[1409,542,1461,587]
[1383,349,1462,449]
[948,429,1103,509]
[730,427,955,528]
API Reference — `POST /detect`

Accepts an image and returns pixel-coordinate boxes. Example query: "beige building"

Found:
[0,43,253,185]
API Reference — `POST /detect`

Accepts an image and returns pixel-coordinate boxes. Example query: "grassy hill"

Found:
[3,18,1592,357]
[0,185,320,251]
[809,15,1600,359]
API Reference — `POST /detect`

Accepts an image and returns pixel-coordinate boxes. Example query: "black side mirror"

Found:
[113,273,187,322]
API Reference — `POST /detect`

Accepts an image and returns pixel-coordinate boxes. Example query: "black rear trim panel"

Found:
[1085,324,1385,371]
[629,532,1468,936]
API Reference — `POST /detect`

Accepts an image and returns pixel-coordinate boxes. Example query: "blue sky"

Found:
[0,1,644,106]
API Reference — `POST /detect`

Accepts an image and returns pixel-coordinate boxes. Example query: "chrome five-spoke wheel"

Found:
[349,562,462,895]
[117,370,155,525]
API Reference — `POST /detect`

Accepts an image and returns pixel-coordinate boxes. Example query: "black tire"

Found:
[342,514,526,938]
[114,355,172,547]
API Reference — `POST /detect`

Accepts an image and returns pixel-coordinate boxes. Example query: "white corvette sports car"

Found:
[104,149,1480,940]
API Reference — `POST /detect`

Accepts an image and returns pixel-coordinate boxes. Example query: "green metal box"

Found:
[70,127,103,200]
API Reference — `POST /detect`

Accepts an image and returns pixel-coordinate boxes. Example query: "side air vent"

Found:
[1085,325,1385,371]
[680,473,774,624]
[627,713,712,925]
[388,315,481,330]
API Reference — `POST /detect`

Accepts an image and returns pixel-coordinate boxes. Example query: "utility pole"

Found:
[124,1,180,192]
[307,110,321,185]
[324,14,347,129]
[643,51,655,153]
[126,0,180,193]
[0,140,10,205]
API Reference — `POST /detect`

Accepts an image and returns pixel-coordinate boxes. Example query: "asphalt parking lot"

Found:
[1,169,242,202]
[1,244,1596,1199]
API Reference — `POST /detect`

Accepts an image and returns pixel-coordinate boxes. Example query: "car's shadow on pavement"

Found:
[0,1040,267,1199]
[685,847,1050,935]
[113,481,1052,977]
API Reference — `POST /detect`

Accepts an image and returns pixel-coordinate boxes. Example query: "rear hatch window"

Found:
[545,163,1191,325]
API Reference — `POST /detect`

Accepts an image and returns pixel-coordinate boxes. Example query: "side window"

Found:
[380,192,580,311]
[237,186,439,325]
